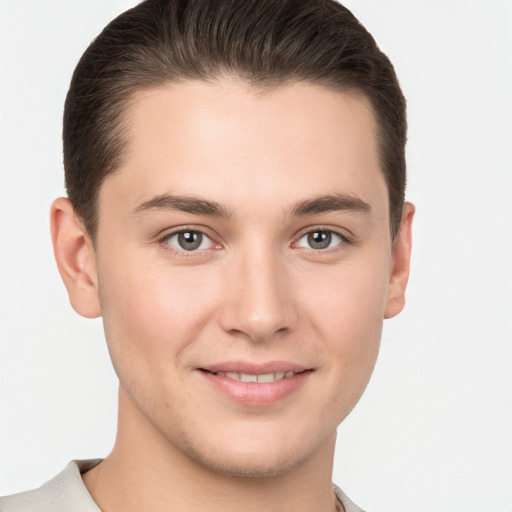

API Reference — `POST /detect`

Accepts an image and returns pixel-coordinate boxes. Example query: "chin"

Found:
[165,417,336,480]
[182,441,310,478]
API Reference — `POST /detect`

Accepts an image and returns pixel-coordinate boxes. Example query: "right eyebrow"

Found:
[131,194,233,219]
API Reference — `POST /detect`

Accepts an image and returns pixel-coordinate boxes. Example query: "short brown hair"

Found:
[64,0,407,239]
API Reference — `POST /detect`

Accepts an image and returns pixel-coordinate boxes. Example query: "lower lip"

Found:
[199,371,312,406]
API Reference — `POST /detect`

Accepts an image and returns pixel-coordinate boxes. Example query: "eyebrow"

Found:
[132,192,370,219]
[291,193,371,217]
[132,194,233,219]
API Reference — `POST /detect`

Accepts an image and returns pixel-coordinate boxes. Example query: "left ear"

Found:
[384,202,415,319]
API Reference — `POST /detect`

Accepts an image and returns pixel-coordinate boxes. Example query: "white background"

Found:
[1,1,511,511]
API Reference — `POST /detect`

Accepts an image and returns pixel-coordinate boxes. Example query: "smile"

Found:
[198,364,312,406]
[208,370,299,383]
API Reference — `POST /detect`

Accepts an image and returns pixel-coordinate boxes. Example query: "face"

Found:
[83,80,407,476]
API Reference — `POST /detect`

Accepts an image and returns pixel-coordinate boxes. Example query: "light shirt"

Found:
[0,459,364,512]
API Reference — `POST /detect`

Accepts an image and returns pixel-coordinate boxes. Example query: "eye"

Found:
[295,230,345,250]
[164,230,214,252]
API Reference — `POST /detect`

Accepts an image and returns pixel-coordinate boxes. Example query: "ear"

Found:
[384,202,415,319]
[50,197,101,318]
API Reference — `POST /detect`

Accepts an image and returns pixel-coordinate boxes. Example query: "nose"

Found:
[218,246,298,342]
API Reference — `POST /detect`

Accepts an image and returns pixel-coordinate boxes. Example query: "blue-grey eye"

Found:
[297,230,343,250]
[166,231,212,251]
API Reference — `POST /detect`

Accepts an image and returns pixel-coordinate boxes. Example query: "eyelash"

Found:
[292,228,350,253]
[158,227,220,257]
[158,226,351,256]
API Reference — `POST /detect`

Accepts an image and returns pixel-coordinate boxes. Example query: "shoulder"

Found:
[0,460,102,512]
[333,483,366,512]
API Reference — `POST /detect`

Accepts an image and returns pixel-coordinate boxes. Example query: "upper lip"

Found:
[199,361,310,374]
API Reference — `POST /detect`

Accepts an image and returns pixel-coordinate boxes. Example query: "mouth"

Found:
[200,369,307,383]
[197,363,313,406]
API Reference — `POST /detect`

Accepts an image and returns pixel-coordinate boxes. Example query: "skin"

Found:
[51,80,414,512]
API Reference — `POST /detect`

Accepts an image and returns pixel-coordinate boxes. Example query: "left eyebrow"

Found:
[291,193,371,217]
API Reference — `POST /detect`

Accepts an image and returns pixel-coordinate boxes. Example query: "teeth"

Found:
[257,373,276,383]
[214,371,298,383]
[241,373,258,383]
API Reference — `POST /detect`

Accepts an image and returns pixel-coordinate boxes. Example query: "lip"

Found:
[202,360,308,375]
[197,360,313,406]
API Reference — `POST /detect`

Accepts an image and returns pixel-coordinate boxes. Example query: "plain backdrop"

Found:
[1,1,511,511]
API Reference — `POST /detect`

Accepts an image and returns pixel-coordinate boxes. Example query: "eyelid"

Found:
[155,224,352,255]
[157,226,222,254]
[291,226,352,251]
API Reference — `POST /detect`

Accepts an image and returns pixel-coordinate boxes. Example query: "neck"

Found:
[82,387,341,512]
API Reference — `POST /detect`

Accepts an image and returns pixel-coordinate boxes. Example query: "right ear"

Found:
[50,197,101,318]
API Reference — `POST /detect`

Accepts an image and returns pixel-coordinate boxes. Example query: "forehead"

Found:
[100,79,387,222]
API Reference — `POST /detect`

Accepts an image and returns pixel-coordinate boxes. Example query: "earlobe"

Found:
[384,202,415,319]
[50,197,101,318]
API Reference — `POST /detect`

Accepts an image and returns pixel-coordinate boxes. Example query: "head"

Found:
[52,0,413,479]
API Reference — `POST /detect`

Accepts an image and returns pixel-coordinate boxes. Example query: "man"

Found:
[0,0,413,510]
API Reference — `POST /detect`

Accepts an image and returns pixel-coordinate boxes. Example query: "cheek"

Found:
[303,251,390,337]
[97,256,219,371]
[300,253,390,402]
